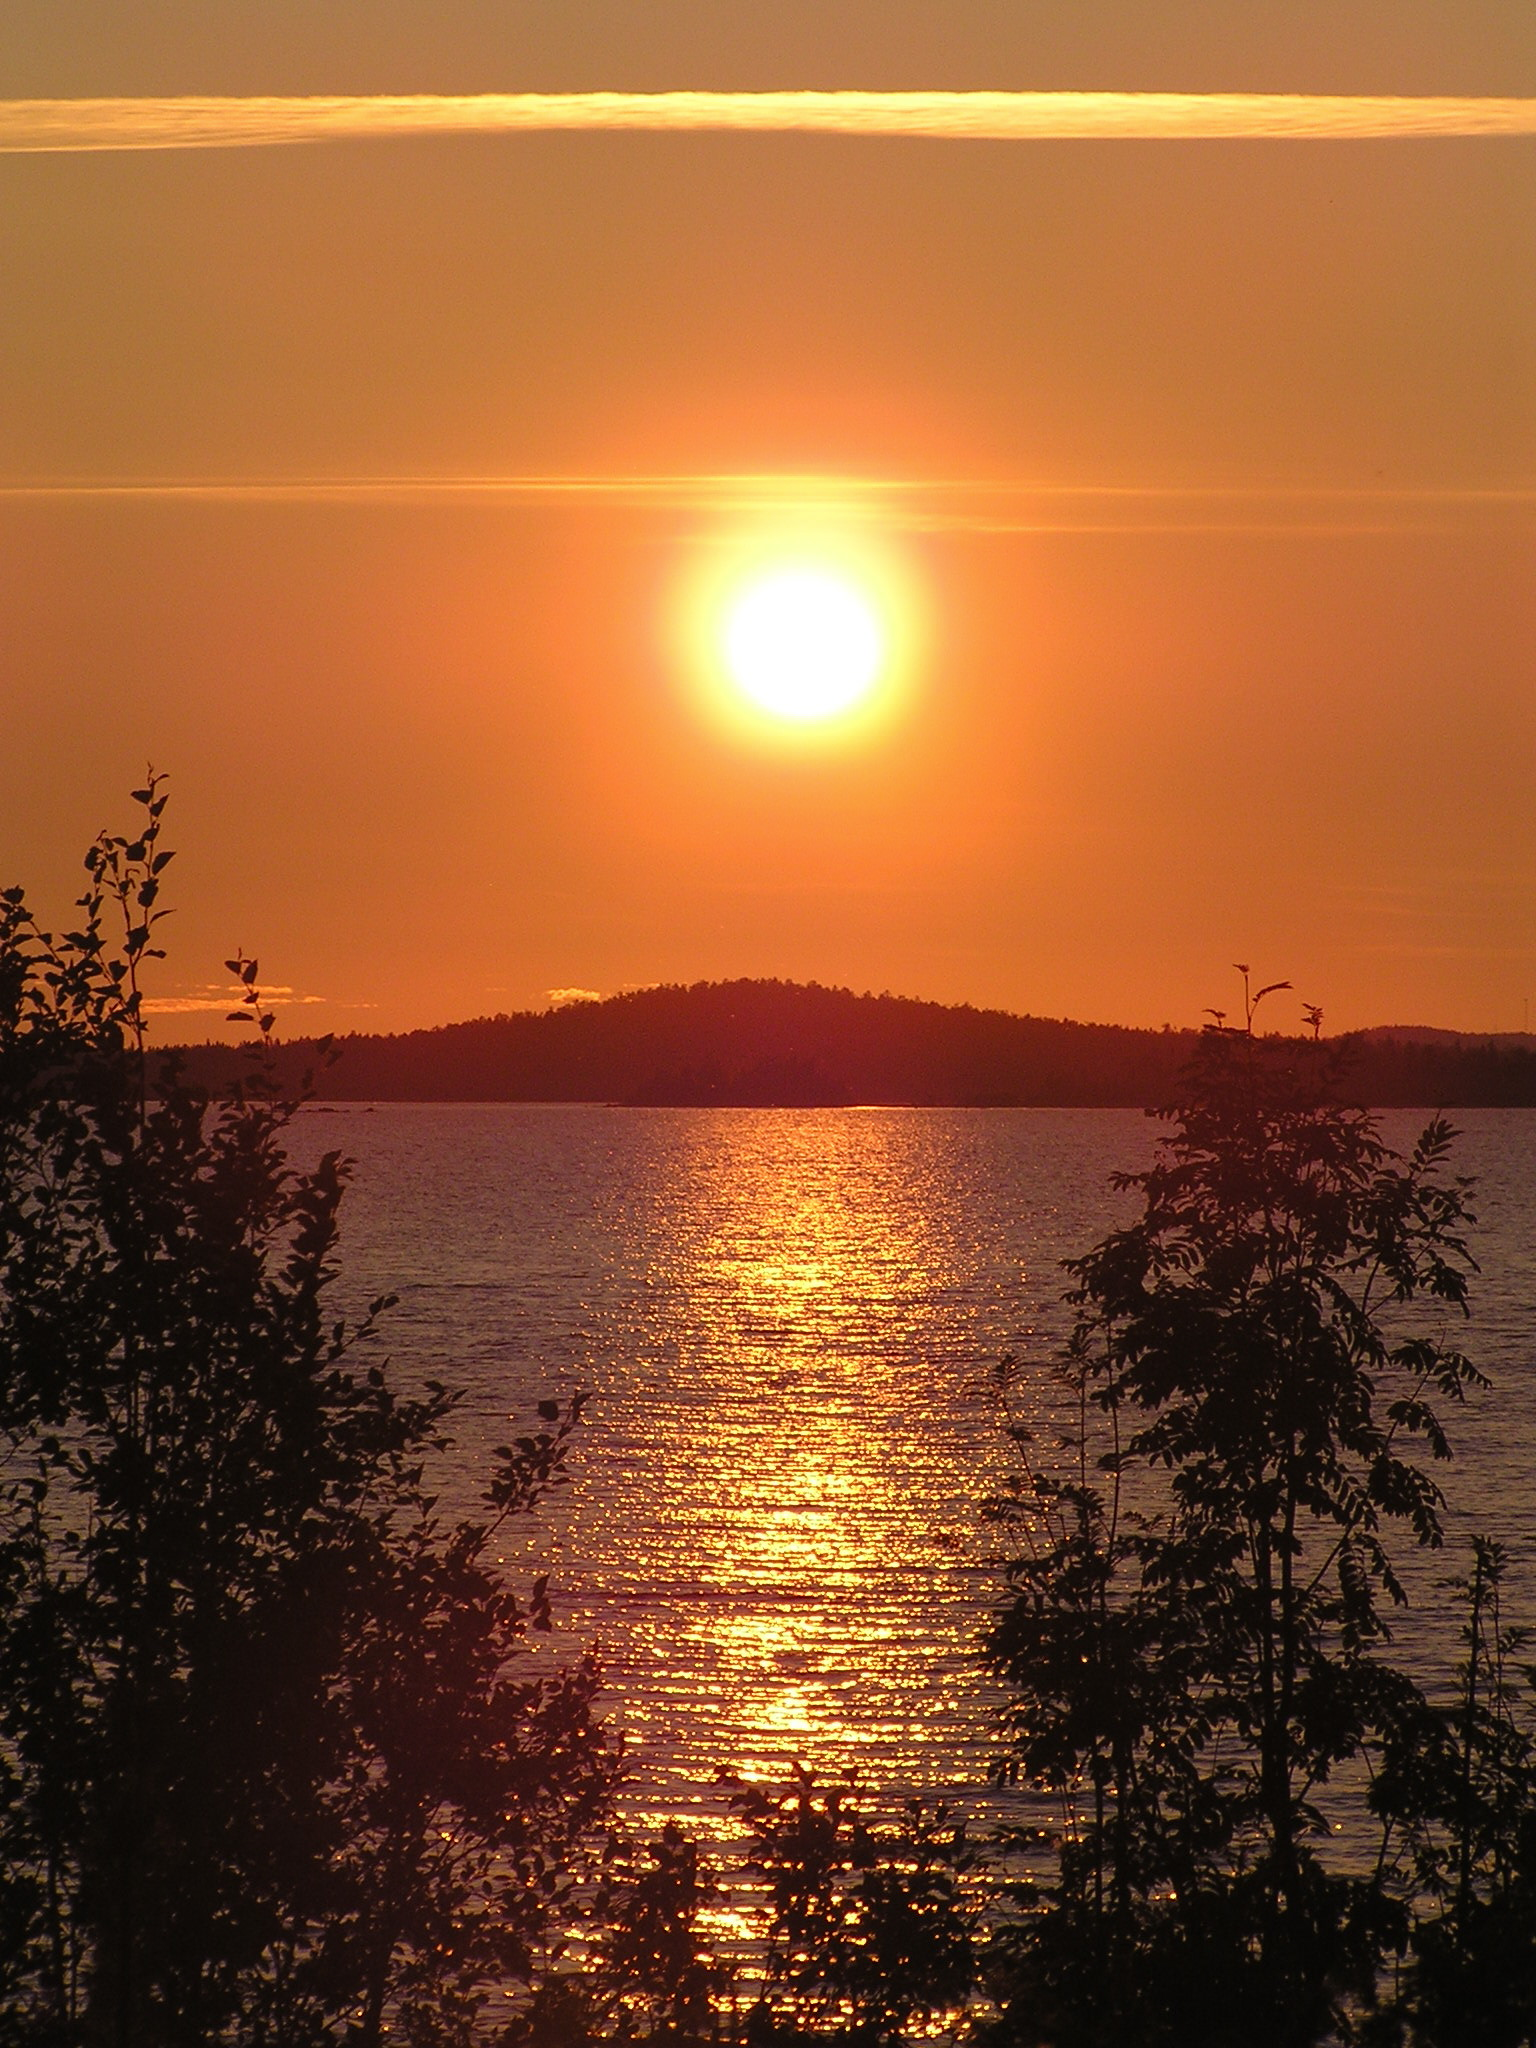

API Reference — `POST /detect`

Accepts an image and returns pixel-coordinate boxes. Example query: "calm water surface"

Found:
[294,1106,1536,1848]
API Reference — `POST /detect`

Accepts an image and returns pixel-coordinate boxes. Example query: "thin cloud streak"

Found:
[3,92,1536,154]
[2,475,1533,535]
[142,983,330,1015]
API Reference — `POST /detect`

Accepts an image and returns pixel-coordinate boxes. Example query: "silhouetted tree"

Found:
[984,974,1483,2048]
[1370,1538,1536,2046]
[724,1769,977,2045]
[516,1772,977,2048]
[0,780,616,2043]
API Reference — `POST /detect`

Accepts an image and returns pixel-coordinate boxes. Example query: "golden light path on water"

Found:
[292,1104,1536,1899]
[501,1106,1075,1832]
[315,1106,1147,1845]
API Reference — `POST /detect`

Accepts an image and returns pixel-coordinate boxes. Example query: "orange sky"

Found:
[1,3,1533,1036]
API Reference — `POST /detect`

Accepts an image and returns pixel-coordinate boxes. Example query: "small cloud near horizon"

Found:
[143,982,331,1015]
[545,987,603,1009]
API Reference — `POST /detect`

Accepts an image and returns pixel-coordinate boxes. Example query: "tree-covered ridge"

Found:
[168,981,1536,1107]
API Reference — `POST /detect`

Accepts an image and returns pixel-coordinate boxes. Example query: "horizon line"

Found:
[4,92,1536,153]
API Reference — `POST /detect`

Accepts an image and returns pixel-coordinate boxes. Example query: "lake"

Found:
[292,1104,1536,1852]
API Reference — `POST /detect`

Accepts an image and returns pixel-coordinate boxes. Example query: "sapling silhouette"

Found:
[724,1767,977,2045]
[985,976,1483,2048]
[1371,1538,1536,2046]
[0,780,616,2044]
[516,1771,978,2048]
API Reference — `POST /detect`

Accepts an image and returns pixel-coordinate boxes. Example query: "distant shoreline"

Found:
[162,977,1536,1111]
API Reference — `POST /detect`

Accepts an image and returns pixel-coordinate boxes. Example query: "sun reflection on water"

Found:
[322,1105,1157,1835]
[541,1110,1067,1844]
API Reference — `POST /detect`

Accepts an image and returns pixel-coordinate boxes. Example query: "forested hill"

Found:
[165,979,1536,1107]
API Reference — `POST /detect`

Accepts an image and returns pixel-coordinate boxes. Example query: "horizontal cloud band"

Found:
[3,91,1536,153]
[3,477,1532,536]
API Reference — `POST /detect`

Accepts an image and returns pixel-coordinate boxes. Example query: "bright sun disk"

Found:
[722,565,886,723]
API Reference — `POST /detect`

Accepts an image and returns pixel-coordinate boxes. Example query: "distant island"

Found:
[164,978,1536,1108]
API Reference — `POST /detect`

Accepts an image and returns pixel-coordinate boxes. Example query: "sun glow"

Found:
[677,529,917,746]
[722,566,886,723]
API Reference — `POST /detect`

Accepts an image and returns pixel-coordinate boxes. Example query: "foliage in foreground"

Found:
[524,1768,979,2048]
[983,976,1536,2047]
[0,781,616,2043]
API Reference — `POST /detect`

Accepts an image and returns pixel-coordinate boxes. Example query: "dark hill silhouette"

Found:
[1356,1023,1536,1052]
[164,979,1536,1108]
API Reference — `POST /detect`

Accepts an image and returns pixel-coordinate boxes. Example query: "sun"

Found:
[720,564,888,724]
[673,527,920,745]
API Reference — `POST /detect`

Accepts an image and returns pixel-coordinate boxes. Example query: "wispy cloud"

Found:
[2,92,1535,155]
[142,982,329,1015]
[0,474,839,509]
[2,475,1532,535]
[545,987,602,1008]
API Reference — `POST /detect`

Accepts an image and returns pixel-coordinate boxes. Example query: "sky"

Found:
[1,3,1533,1037]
